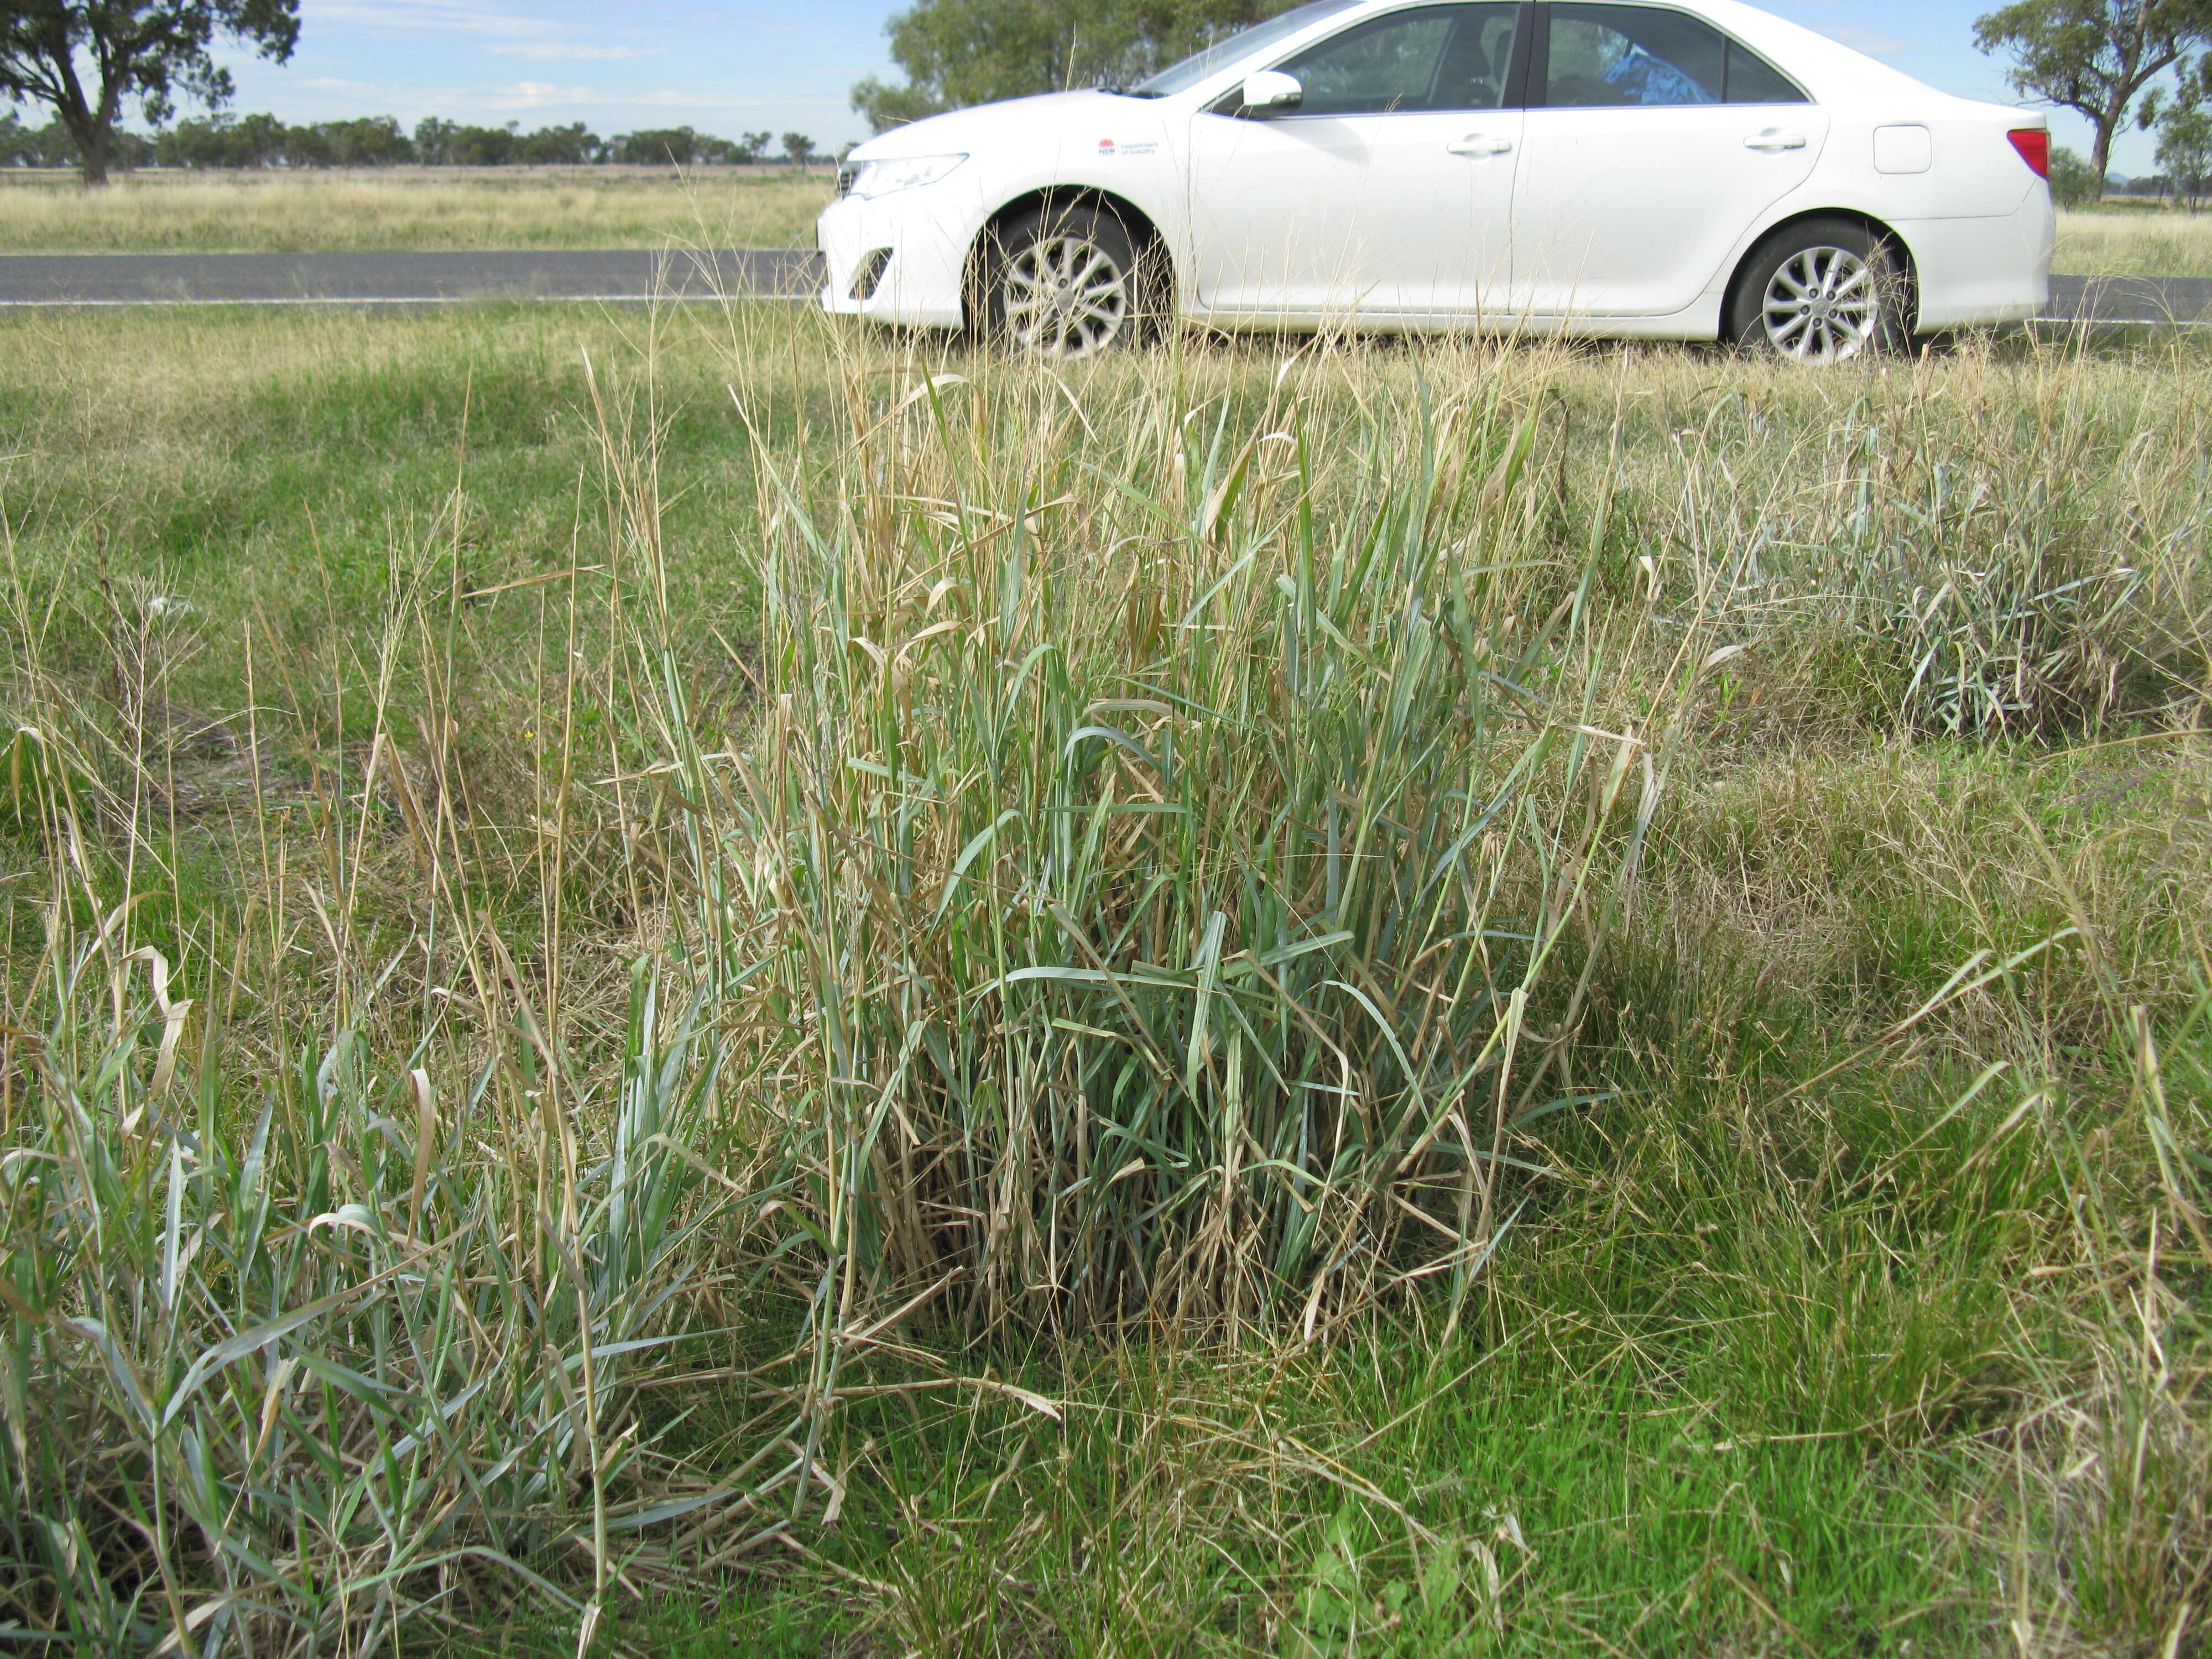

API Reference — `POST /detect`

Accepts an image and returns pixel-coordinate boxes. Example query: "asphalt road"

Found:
[0,248,821,306]
[0,251,2205,324]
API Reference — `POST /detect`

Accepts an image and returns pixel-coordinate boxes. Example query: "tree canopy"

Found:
[852,0,1286,132]
[0,0,301,182]
[1974,0,2212,183]
[2047,141,2104,201]
[2152,87,2212,199]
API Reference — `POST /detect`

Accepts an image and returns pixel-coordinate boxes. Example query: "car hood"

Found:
[849,90,1160,161]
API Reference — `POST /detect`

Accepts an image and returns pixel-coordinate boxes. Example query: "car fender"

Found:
[968,147,1188,280]
[1712,159,2038,304]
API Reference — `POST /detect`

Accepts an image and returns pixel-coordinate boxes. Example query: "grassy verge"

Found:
[2056,205,2212,276]
[1,308,2207,1656]
[0,168,832,252]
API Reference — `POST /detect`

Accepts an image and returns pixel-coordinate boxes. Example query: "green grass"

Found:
[1,307,2207,1657]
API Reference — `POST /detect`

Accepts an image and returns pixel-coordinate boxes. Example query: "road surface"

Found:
[0,249,818,306]
[0,251,2203,325]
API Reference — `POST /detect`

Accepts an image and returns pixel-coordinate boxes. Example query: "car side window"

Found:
[1720,38,1807,103]
[1274,3,1521,117]
[1543,4,1808,107]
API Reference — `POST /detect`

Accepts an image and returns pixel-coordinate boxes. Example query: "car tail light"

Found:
[2008,128,2051,179]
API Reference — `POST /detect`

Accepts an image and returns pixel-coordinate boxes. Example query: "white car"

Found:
[818,0,2054,363]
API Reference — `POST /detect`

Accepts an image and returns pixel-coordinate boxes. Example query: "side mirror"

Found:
[1239,70,1303,114]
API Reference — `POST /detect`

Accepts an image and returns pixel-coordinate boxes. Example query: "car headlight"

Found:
[846,153,968,199]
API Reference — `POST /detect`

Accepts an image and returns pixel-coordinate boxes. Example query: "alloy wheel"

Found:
[1760,244,1880,364]
[1000,232,1132,359]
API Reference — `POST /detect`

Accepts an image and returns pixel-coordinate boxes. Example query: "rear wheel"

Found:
[1728,218,1910,364]
[981,206,1149,359]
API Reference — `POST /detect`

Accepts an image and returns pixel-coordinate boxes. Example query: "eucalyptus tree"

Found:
[0,0,300,184]
[1975,0,2212,184]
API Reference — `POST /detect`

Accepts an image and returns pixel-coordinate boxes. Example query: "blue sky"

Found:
[206,0,2165,170]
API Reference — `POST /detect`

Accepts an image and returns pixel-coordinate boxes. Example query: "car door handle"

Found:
[1446,134,1514,156]
[1743,129,1807,152]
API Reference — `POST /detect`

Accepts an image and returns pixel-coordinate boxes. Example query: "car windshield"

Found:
[1130,0,1366,97]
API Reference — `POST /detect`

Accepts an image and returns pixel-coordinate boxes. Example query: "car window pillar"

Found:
[1525,1,1550,107]
[1501,2,1541,108]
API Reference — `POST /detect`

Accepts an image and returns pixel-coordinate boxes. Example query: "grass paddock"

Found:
[0,166,832,252]
[0,306,2206,1656]
[2057,202,2212,276]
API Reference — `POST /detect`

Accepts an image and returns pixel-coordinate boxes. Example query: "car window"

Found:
[1275,4,1521,116]
[1720,38,1806,103]
[1546,5,1721,106]
[1543,4,1807,107]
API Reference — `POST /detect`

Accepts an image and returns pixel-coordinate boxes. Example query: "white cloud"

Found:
[489,43,659,60]
[483,80,596,109]
[622,88,848,110]
[301,0,543,39]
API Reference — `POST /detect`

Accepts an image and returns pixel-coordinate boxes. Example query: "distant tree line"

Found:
[0,111,830,170]
[2104,170,2212,202]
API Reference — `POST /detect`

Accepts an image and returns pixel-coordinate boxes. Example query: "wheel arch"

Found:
[963,186,1173,330]
[1720,207,1920,340]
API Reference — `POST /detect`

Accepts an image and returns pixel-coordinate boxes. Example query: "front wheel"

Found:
[1728,218,1910,364]
[980,206,1150,360]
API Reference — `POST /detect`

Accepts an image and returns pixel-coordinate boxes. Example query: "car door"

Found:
[1185,2,1526,318]
[1512,2,1827,317]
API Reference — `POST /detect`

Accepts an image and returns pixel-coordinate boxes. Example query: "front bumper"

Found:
[817,188,974,329]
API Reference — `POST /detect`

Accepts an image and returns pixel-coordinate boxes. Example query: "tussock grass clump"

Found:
[1,948,739,1651]
[1611,348,2212,739]
[719,358,1684,1336]
[0,326,806,1651]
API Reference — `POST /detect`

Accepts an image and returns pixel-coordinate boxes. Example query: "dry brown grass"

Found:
[2055,205,2212,276]
[0,165,832,252]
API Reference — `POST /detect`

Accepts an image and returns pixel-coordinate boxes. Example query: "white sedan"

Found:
[818,0,2054,363]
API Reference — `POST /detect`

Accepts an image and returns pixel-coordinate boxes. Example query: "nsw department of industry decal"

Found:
[1097,138,1160,157]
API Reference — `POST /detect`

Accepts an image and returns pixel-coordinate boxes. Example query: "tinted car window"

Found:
[1547,4,1723,105]
[1276,3,1521,116]
[1545,4,1807,107]
[1721,39,1806,102]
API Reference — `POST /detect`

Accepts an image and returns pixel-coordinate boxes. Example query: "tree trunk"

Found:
[40,54,112,187]
[2091,114,2117,198]
[59,108,111,187]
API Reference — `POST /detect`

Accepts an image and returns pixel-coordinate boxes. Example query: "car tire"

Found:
[1728,217,1911,364]
[979,205,1154,360]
